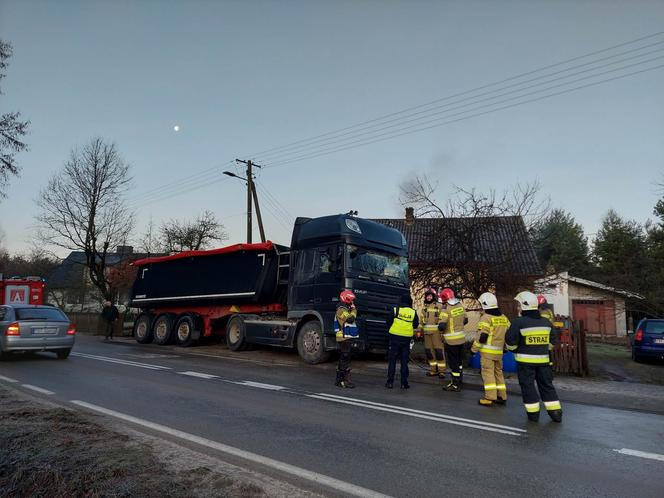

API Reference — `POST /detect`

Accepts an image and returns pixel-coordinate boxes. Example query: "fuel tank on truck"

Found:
[130,242,290,308]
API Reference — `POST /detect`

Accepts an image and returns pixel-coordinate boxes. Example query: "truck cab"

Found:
[288,214,410,362]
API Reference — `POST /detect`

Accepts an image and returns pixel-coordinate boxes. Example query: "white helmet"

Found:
[478,292,498,310]
[514,291,539,311]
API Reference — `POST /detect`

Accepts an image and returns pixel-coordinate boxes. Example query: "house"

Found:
[535,272,642,337]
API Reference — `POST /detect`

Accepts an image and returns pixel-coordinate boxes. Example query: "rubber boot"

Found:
[443,379,460,392]
[494,398,507,405]
[335,369,345,388]
[527,412,540,422]
[342,369,355,389]
[548,409,563,423]
[478,398,493,407]
[426,367,438,377]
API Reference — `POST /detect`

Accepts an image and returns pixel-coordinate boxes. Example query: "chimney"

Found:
[405,207,415,225]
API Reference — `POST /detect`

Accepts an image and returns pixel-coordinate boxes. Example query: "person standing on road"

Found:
[438,288,467,392]
[386,295,419,389]
[420,287,446,378]
[471,292,510,407]
[101,300,120,341]
[335,290,358,389]
[538,294,559,368]
[506,291,563,423]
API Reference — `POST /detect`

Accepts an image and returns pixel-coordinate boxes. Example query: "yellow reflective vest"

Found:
[389,307,416,337]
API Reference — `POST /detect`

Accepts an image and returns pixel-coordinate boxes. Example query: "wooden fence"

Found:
[551,317,589,376]
[67,312,134,336]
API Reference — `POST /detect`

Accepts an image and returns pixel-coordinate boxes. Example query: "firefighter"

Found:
[386,295,419,389]
[420,287,446,378]
[335,289,358,389]
[505,291,563,423]
[538,294,557,367]
[438,288,467,392]
[471,292,510,406]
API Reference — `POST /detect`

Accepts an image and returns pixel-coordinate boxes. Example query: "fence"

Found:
[67,312,134,336]
[551,317,589,376]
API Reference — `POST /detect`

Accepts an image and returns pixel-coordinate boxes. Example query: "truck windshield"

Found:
[345,245,408,285]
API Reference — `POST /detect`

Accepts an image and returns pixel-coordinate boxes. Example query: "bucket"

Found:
[470,351,517,373]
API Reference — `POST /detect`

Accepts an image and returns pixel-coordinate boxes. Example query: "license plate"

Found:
[33,328,58,335]
[654,338,664,344]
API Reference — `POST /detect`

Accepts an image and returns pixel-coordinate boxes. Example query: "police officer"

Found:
[471,292,510,406]
[420,287,446,378]
[386,295,419,389]
[335,290,358,389]
[506,291,563,423]
[438,288,467,392]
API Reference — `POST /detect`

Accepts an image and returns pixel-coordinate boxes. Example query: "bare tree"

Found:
[399,175,549,311]
[0,39,29,197]
[137,216,161,255]
[36,137,134,300]
[160,210,227,252]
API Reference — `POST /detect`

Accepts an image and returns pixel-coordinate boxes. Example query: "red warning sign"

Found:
[10,289,26,303]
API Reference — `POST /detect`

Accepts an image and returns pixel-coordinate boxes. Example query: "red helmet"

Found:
[440,288,455,303]
[340,290,356,304]
[537,294,547,306]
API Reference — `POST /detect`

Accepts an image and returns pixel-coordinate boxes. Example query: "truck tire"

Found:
[226,315,249,351]
[175,315,199,347]
[153,314,175,345]
[297,320,331,364]
[134,313,154,344]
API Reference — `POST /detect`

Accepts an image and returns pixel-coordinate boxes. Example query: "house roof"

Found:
[371,215,542,276]
[47,251,156,288]
[538,272,644,300]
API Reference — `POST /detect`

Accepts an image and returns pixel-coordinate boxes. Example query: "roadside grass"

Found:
[0,386,265,497]
[587,342,664,385]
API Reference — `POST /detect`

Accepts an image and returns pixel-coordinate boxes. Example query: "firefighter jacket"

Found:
[471,313,510,357]
[420,302,443,334]
[335,304,358,342]
[439,302,466,345]
[389,306,419,337]
[540,308,554,324]
[505,315,553,364]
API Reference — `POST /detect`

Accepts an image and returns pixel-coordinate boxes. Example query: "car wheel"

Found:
[175,315,199,347]
[153,314,175,345]
[631,348,642,363]
[56,348,71,360]
[134,313,154,344]
[0,349,10,361]
[226,315,249,351]
[297,320,331,364]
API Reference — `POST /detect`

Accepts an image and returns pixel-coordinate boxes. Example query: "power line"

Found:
[255,180,294,221]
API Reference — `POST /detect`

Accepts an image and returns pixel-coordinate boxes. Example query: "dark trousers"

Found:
[444,343,464,381]
[516,363,561,413]
[387,335,411,385]
[104,321,114,339]
[337,340,353,372]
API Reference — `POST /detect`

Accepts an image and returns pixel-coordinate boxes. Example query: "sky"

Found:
[1,0,663,256]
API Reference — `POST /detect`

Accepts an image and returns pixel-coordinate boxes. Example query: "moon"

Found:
[173,125,180,132]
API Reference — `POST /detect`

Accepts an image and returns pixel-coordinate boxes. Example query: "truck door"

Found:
[290,249,317,309]
[314,245,342,327]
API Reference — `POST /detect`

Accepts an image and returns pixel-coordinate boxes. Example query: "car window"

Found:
[15,308,68,321]
[645,321,664,335]
[0,307,7,321]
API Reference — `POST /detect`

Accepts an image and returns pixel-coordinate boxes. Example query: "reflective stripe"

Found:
[524,402,540,413]
[520,327,551,336]
[428,360,437,366]
[478,321,491,331]
[423,325,438,331]
[443,332,465,340]
[543,400,562,410]
[515,353,550,364]
[480,349,503,356]
[484,384,497,390]
[506,344,518,351]
[480,344,503,355]
[437,362,446,368]
[496,384,506,390]
[451,372,461,377]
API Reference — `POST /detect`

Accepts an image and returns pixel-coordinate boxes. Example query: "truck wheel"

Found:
[175,315,198,347]
[226,315,249,351]
[297,321,331,364]
[153,314,175,345]
[134,313,153,344]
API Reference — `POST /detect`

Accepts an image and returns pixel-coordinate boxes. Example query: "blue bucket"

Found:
[470,351,517,373]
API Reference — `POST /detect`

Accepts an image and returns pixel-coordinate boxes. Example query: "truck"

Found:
[0,276,46,306]
[129,214,410,363]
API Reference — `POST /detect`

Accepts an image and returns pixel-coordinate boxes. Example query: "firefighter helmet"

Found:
[339,290,356,304]
[514,291,539,311]
[478,292,498,310]
[440,288,455,303]
[537,294,547,306]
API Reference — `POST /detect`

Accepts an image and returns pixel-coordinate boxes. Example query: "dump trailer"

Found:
[130,214,410,363]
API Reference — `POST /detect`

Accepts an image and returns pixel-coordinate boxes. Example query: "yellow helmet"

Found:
[514,291,538,311]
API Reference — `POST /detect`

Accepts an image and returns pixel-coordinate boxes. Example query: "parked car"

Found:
[0,305,75,360]
[631,318,664,363]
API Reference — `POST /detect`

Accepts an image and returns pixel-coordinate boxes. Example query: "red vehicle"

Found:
[0,276,46,306]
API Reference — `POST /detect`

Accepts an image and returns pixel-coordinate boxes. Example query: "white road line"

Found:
[70,400,392,498]
[0,375,18,383]
[71,352,171,370]
[309,394,523,436]
[613,448,664,462]
[178,371,219,379]
[315,393,527,433]
[22,384,55,395]
[238,381,286,391]
[184,351,295,367]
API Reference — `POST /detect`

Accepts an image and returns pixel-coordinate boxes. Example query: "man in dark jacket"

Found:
[385,295,419,390]
[101,301,120,341]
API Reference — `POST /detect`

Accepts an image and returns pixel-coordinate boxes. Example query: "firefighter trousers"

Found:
[516,363,562,414]
[444,343,464,383]
[480,355,506,401]
[423,332,445,372]
[337,340,353,373]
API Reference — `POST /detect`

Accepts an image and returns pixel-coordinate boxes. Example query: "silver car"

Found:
[0,305,75,360]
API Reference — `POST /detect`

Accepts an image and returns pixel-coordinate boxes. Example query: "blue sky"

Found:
[1,0,663,255]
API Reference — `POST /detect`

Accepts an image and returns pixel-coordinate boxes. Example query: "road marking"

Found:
[184,351,295,367]
[22,384,55,395]
[70,400,392,498]
[72,352,171,370]
[309,393,524,436]
[238,381,286,391]
[0,375,18,383]
[613,448,664,462]
[178,371,219,379]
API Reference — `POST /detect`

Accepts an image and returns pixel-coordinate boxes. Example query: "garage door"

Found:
[572,300,617,336]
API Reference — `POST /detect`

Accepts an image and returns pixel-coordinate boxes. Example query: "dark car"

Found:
[631,318,664,362]
[0,305,75,360]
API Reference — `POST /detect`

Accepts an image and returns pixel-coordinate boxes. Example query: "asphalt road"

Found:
[1,335,663,497]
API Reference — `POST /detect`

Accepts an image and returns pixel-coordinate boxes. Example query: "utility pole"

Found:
[230,159,266,244]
